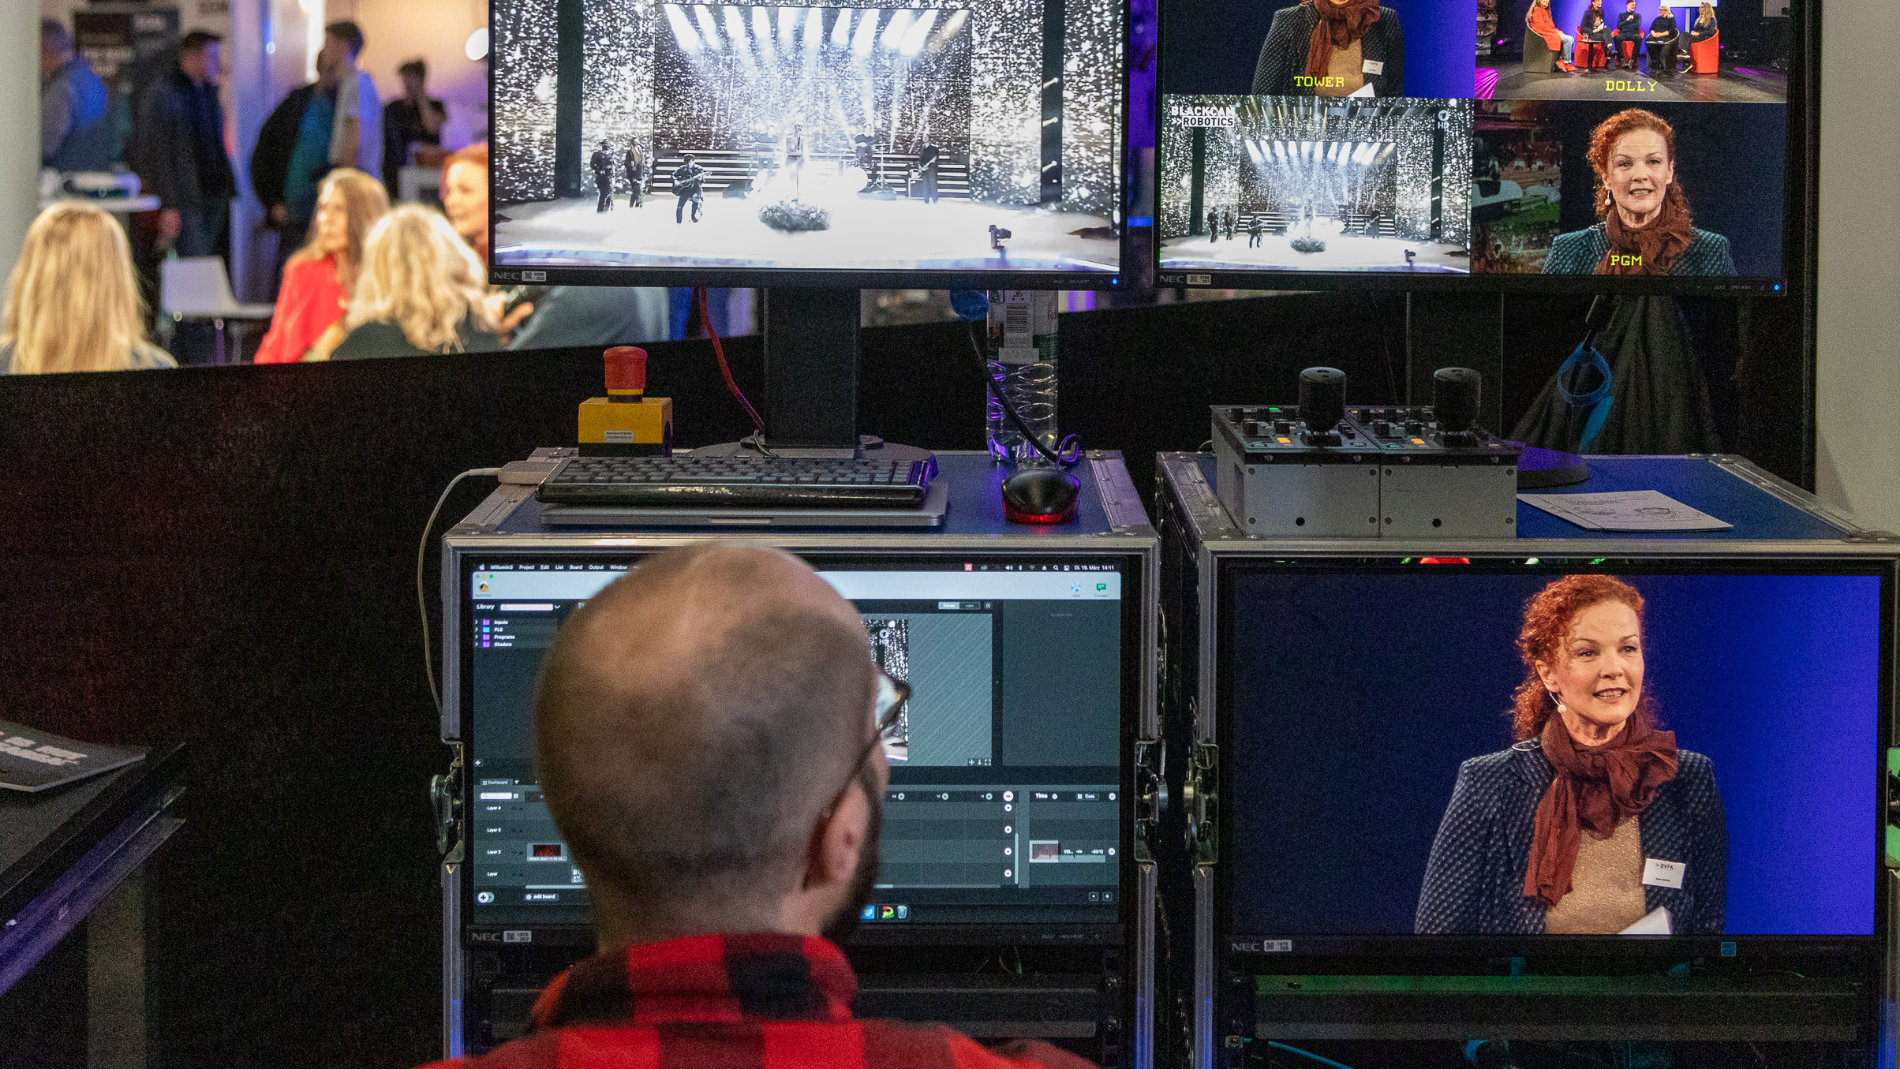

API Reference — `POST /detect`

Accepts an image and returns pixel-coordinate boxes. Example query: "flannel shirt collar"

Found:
[529,932,858,1031]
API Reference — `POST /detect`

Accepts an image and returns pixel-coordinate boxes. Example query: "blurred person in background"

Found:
[41,19,111,173]
[1,204,176,374]
[255,169,389,363]
[129,31,236,261]
[383,58,447,197]
[331,205,501,358]
[322,22,381,181]
[438,142,670,350]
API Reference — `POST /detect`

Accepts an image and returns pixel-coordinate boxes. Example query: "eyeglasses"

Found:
[818,669,909,822]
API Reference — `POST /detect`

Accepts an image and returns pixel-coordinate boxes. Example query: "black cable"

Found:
[1364,291,1400,403]
[966,319,1067,466]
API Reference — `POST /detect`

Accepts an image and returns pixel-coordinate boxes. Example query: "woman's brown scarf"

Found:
[1304,0,1383,82]
[1598,182,1693,276]
[1523,711,1679,909]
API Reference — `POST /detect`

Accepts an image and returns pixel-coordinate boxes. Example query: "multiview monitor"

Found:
[1216,556,1890,960]
[456,552,1141,943]
[1158,0,1798,292]
[487,0,1128,286]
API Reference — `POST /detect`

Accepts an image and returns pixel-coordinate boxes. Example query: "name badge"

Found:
[1642,858,1685,889]
[1362,59,1385,76]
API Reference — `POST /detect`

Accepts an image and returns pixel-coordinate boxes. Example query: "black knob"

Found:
[1433,367,1482,434]
[1298,367,1347,434]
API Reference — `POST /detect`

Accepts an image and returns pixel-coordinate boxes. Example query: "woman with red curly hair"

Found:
[1415,574,1727,935]
[1544,108,1736,276]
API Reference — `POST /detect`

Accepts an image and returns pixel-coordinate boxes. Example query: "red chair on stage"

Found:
[1687,31,1720,73]
[1574,32,1609,69]
[1617,38,1637,70]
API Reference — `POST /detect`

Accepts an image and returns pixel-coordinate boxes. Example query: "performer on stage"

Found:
[910,145,941,205]
[1208,207,1222,242]
[1544,108,1735,276]
[1224,209,1236,240]
[1611,0,1645,71]
[785,122,806,199]
[1645,5,1681,77]
[591,140,616,212]
[1248,215,1264,247]
[1578,1,1613,61]
[673,153,706,224]
[1416,575,1728,936]
[1252,0,1405,98]
[623,143,647,209]
[1526,0,1578,73]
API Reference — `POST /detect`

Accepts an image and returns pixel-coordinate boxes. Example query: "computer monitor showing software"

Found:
[487,0,1126,284]
[460,554,1133,935]
[1157,0,1798,292]
[1217,558,1888,955]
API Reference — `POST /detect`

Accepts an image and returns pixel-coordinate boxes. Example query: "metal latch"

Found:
[1184,743,1218,864]
[431,744,465,864]
[1135,740,1167,863]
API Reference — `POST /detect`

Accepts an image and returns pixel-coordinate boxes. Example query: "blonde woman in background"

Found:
[0,203,175,374]
[331,205,501,358]
[255,168,389,363]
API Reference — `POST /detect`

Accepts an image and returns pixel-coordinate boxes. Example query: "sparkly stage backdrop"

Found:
[650,8,974,156]
[1161,97,1472,246]
[492,0,1122,216]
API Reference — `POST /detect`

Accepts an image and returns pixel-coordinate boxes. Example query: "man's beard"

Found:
[820,765,884,945]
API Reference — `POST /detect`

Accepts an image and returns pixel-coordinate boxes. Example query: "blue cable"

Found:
[1266,1041,1361,1069]
[1555,340,1614,452]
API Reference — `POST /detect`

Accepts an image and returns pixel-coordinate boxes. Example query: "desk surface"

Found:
[0,747,183,926]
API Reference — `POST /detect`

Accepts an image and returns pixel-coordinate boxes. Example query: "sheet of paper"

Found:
[1518,490,1733,532]
[1620,907,1673,936]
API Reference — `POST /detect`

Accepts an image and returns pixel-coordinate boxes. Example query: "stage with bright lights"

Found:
[490,0,1124,276]
[1159,96,1473,276]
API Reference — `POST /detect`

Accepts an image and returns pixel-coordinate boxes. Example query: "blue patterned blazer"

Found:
[1415,740,1727,935]
[1543,224,1737,276]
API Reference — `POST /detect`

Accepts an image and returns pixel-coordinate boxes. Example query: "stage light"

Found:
[752,8,775,55]
[722,6,747,48]
[899,10,937,55]
[851,10,879,54]
[663,5,702,52]
[830,8,853,45]
[464,27,489,61]
[880,10,915,50]
[802,7,823,48]
[694,6,723,49]
[938,9,970,43]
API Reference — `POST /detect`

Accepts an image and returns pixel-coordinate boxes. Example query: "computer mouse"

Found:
[1001,467,1080,525]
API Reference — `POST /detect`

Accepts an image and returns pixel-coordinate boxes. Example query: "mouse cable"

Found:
[418,467,502,717]
[965,319,1079,466]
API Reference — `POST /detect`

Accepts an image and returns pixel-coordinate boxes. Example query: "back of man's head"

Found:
[326,20,365,59]
[536,544,873,934]
[41,19,73,57]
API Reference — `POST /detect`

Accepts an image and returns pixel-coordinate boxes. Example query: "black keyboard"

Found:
[536,453,936,508]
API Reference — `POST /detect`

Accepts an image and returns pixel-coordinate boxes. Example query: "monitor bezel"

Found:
[1211,552,1893,966]
[456,548,1147,948]
[484,0,1137,291]
[1150,0,1814,297]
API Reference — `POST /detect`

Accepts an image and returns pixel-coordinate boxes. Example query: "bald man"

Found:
[424,544,1095,1069]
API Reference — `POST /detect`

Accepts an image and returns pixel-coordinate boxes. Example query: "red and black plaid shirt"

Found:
[423,933,1100,1069]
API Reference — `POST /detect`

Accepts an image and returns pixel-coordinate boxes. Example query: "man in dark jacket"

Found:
[674,153,706,223]
[129,32,237,260]
[383,58,446,195]
[623,143,647,208]
[591,140,616,212]
[1612,0,1645,69]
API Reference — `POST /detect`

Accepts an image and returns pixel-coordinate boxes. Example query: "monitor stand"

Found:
[693,287,935,470]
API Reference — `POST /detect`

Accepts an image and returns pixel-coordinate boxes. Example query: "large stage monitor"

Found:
[1217,555,1890,960]
[1158,0,1802,293]
[487,0,1128,288]
[457,551,1141,944]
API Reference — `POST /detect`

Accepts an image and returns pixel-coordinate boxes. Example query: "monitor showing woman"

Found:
[1252,0,1406,97]
[1415,575,1729,936]
[1543,108,1737,276]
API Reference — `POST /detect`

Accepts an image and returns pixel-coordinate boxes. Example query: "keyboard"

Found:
[535,452,937,509]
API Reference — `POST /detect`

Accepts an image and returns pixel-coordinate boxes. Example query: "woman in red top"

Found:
[254,168,388,363]
[1525,0,1578,71]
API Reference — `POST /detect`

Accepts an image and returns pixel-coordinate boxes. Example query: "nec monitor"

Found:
[1216,556,1889,959]
[458,552,1140,943]
[1157,0,1800,293]
[487,0,1128,287]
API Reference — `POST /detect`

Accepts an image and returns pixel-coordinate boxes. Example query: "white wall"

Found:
[1816,3,1900,533]
[1,0,39,284]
